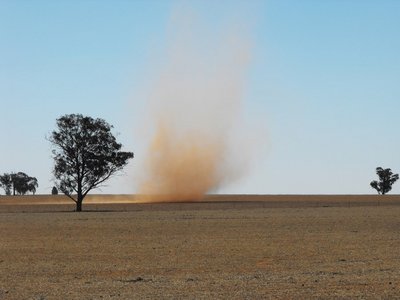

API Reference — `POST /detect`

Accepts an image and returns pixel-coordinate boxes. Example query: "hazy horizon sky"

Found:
[1,0,400,195]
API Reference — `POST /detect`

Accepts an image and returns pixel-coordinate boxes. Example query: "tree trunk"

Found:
[76,193,83,212]
[76,180,83,212]
[76,200,82,212]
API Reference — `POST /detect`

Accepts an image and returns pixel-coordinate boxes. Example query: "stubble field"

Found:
[0,195,400,299]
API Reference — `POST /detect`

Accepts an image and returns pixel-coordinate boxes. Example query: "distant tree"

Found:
[51,186,58,195]
[370,167,399,195]
[26,177,39,195]
[0,173,12,195]
[11,172,38,195]
[49,114,134,211]
[0,172,38,195]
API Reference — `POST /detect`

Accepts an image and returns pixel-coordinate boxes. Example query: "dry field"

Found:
[1,195,400,299]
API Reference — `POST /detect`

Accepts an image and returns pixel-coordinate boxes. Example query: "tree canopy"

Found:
[0,172,38,195]
[370,167,399,195]
[49,114,133,211]
[0,174,12,195]
[51,186,58,195]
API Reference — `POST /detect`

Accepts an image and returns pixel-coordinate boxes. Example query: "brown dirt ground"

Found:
[0,195,400,299]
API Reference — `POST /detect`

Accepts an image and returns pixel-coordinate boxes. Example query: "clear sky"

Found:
[1,0,399,195]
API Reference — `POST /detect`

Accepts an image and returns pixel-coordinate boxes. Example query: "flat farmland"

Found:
[1,195,400,299]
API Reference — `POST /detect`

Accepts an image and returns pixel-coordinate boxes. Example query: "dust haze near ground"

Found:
[136,10,252,202]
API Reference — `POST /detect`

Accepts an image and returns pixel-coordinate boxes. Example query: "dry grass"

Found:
[0,195,399,299]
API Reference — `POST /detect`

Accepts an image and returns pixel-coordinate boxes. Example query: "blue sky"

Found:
[1,0,399,195]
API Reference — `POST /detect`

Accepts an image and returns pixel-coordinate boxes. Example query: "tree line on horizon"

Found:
[0,114,398,211]
[0,172,38,195]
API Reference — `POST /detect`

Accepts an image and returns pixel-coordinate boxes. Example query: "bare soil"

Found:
[0,195,399,299]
